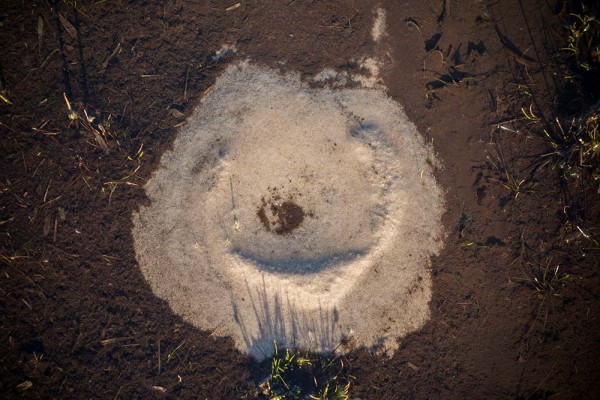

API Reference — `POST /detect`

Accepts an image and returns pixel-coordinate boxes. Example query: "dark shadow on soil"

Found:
[231,250,365,275]
[232,278,340,359]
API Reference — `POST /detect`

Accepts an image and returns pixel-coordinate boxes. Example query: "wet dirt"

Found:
[257,198,305,235]
[1,0,599,399]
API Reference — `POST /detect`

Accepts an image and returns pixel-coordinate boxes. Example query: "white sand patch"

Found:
[132,62,445,360]
[313,68,349,87]
[372,8,386,43]
[354,56,383,88]
[313,57,383,89]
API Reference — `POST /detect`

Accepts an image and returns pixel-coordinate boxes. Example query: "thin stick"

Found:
[72,5,90,104]
[184,66,189,101]
[229,177,239,229]
[37,15,44,60]
[21,151,27,173]
[157,339,161,375]
[44,179,52,202]
[108,184,117,204]
[113,385,122,400]
[39,196,62,208]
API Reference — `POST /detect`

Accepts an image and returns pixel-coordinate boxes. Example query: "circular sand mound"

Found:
[133,62,445,359]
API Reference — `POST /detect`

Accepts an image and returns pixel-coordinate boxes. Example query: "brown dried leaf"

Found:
[58,13,77,39]
[100,42,122,73]
[43,214,52,237]
[407,362,419,372]
[170,108,185,119]
[17,381,33,391]
[225,2,241,11]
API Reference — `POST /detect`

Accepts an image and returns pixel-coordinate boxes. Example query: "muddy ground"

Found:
[1,0,599,399]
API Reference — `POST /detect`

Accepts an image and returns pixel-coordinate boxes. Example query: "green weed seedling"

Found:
[561,13,600,77]
[260,344,352,400]
[521,103,599,192]
[485,144,535,201]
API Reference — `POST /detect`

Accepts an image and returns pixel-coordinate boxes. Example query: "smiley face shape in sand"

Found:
[133,62,445,359]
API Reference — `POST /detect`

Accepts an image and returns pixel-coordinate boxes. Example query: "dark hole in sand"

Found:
[258,199,305,235]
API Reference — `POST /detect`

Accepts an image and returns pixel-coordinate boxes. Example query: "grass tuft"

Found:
[494,8,600,252]
[521,102,599,193]
[485,143,535,201]
[259,344,352,400]
[63,92,111,151]
[522,263,571,300]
